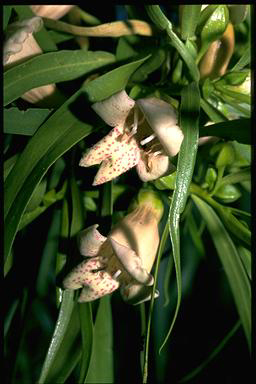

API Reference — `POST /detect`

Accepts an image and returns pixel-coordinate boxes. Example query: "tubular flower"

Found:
[79,90,184,185]
[63,191,163,305]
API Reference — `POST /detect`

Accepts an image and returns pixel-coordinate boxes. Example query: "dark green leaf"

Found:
[4,88,92,264]
[78,304,93,383]
[145,5,200,82]
[82,54,151,102]
[160,82,200,352]
[85,296,114,383]
[4,50,116,106]
[3,6,12,30]
[4,107,52,135]
[131,48,166,82]
[231,46,250,71]
[38,291,76,383]
[199,118,251,144]
[200,98,227,123]
[192,195,251,350]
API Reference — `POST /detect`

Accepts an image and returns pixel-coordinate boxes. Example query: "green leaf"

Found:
[38,172,89,383]
[82,54,151,102]
[186,213,205,256]
[160,82,200,352]
[85,296,114,384]
[180,5,202,39]
[216,70,249,86]
[237,246,251,280]
[190,184,251,247]
[200,98,227,123]
[145,5,200,82]
[4,50,116,106]
[18,182,67,231]
[131,48,166,82]
[25,179,47,212]
[4,88,92,265]
[4,53,146,266]
[191,194,251,350]
[3,6,12,30]
[78,304,93,383]
[153,172,176,190]
[4,107,52,136]
[199,118,251,144]
[166,27,200,82]
[4,154,19,181]
[231,46,250,71]
[38,290,76,384]
[116,36,138,61]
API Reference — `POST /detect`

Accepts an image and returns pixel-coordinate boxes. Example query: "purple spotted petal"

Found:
[80,126,140,185]
[63,257,119,302]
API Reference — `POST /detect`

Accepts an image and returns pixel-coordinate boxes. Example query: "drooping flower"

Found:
[63,191,163,304]
[79,90,184,185]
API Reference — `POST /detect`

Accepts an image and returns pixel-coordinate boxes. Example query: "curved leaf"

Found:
[192,194,251,350]
[199,118,251,144]
[160,82,200,352]
[82,54,151,102]
[85,296,114,384]
[4,89,92,264]
[4,50,116,106]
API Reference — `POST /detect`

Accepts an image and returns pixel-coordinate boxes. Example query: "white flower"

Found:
[63,191,163,304]
[79,90,184,185]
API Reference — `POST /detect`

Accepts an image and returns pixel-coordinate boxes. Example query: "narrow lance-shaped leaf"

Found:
[191,194,251,350]
[4,50,116,106]
[160,82,200,352]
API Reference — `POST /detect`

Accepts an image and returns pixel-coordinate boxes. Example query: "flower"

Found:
[79,90,184,185]
[3,16,43,66]
[63,191,163,304]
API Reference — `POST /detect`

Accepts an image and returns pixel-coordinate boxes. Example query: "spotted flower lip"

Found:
[63,192,163,304]
[79,90,184,185]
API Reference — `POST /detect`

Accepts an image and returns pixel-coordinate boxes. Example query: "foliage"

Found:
[4,5,251,384]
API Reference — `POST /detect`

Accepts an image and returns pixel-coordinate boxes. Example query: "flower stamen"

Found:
[140,134,156,146]
[112,269,122,279]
